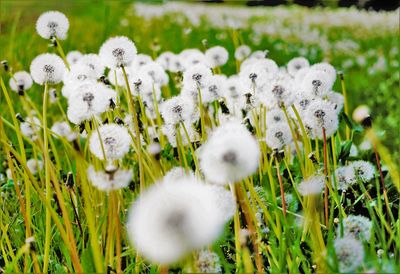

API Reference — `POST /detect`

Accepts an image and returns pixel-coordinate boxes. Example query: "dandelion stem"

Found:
[339,72,350,140]
[322,127,329,227]
[42,82,52,274]
[275,159,287,218]
[121,66,144,192]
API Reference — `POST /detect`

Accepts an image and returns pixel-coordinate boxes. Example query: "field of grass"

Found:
[0,1,399,273]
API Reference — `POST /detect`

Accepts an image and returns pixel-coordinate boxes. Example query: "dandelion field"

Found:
[0,1,399,273]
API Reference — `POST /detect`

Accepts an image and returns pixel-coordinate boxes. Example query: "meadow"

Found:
[0,1,399,273]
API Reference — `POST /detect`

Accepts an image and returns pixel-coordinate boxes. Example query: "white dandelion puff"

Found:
[304,98,339,139]
[334,236,364,273]
[265,108,286,125]
[301,70,333,97]
[182,64,212,90]
[87,165,132,192]
[311,62,337,86]
[208,185,236,222]
[140,61,169,86]
[325,91,344,114]
[198,121,260,185]
[26,159,43,175]
[51,121,78,141]
[339,215,372,241]
[20,116,41,141]
[334,165,357,191]
[297,175,325,196]
[156,51,176,71]
[234,45,251,61]
[160,95,196,125]
[99,36,137,69]
[126,176,225,264]
[66,51,83,65]
[162,122,198,148]
[186,250,222,273]
[9,71,33,94]
[351,160,375,182]
[77,54,105,78]
[63,64,97,88]
[30,53,66,85]
[36,11,69,40]
[352,105,370,123]
[67,83,116,124]
[287,57,310,77]
[180,48,207,68]
[203,75,225,103]
[131,53,153,69]
[163,167,195,183]
[239,62,268,91]
[89,123,131,160]
[205,46,229,68]
[265,122,292,150]
[263,80,294,108]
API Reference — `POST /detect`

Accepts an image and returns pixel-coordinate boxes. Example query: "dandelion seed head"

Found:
[140,61,169,86]
[208,185,236,222]
[297,175,325,196]
[99,36,137,69]
[30,53,66,85]
[36,11,69,40]
[198,121,260,185]
[156,51,176,71]
[266,108,286,125]
[131,54,153,69]
[9,71,33,93]
[324,91,344,114]
[203,75,225,103]
[250,50,268,59]
[186,250,222,273]
[352,105,370,123]
[163,167,195,183]
[255,58,279,77]
[89,123,131,160]
[339,215,372,241]
[180,49,207,69]
[27,159,43,175]
[334,165,357,191]
[263,80,294,108]
[87,166,132,192]
[265,122,292,150]
[223,76,245,105]
[162,122,198,148]
[63,64,97,88]
[77,54,105,78]
[160,95,196,125]
[239,62,269,90]
[67,83,116,124]
[287,57,310,76]
[234,45,251,61]
[126,177,225,264]
[304,98,339,139]
[351,160,375,182]
[311,62,337,86]
[334,236,364,273]
[66,51,83,65]
[51,121,78,141]
[183,64,212,90]
[301,70,332,97]
[20,116,41,141]
[205,46,229,68]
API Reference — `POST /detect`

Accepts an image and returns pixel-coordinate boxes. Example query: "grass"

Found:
[0,0,399,273]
